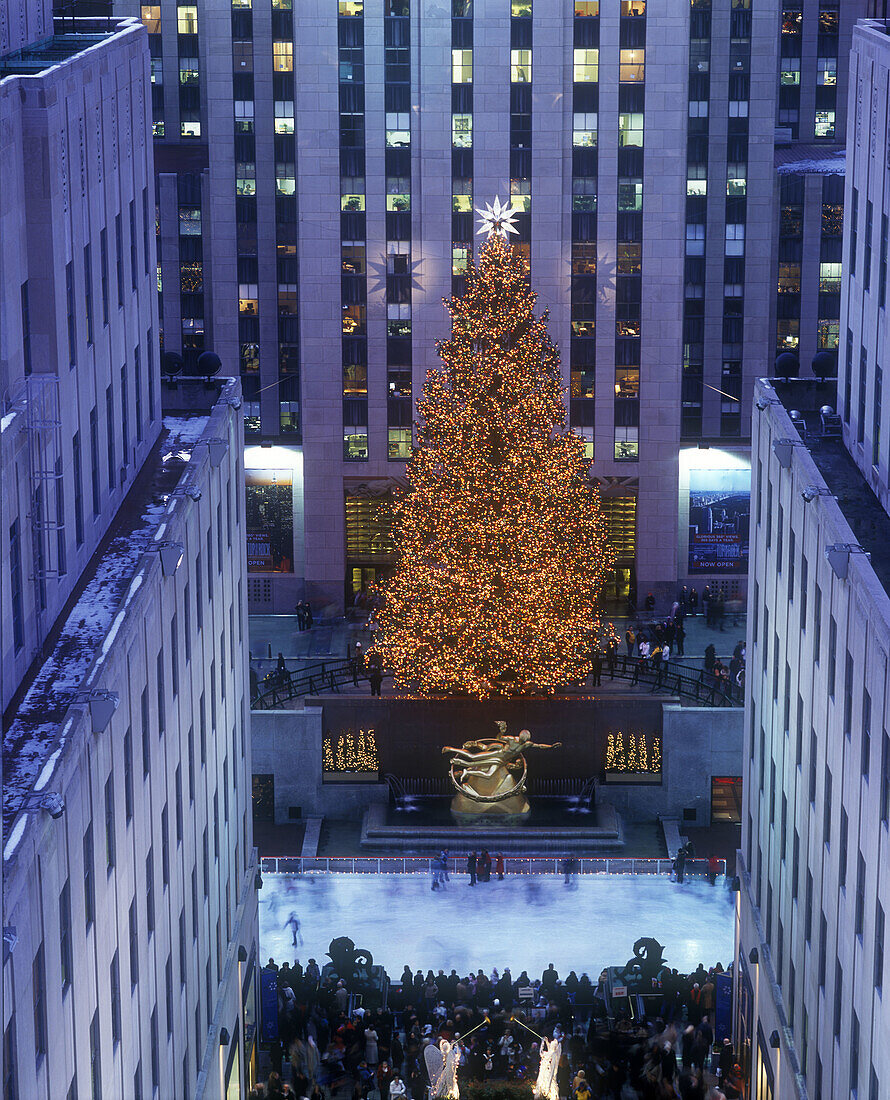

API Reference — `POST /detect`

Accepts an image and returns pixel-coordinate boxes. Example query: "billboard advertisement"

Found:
[245,469,294,573]
[688,467,750,574]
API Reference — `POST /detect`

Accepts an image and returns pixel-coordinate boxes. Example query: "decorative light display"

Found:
[475,195,521,240]
[369,234,614,698]
[604,732,663,775]
[322,728,379,773]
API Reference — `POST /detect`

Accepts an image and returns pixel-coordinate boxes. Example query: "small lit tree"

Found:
[370,222,613,697]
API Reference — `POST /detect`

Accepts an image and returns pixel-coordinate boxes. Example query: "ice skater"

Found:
[285,910,303,946]
[467,851,477,886]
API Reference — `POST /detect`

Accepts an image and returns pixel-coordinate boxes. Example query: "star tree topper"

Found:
[475,195,521,240]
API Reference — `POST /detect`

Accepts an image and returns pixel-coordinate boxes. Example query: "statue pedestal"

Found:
[450,791,531,826]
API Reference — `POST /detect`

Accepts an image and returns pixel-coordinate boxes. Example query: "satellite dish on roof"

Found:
[812,350,837,379]
[161,351,184,378]
[775,352,799,379]
[197,351,223,378]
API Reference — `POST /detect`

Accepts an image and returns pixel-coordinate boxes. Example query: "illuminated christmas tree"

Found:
[370,219,613,697]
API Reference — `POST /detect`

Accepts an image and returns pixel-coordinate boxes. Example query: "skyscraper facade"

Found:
[772,0,869,380]
[137,0,782,613]
[735,20,890,1098]
[1,9,257,1098]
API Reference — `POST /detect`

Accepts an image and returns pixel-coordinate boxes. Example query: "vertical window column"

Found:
[614,1,645,460]
[682,0,708,439]
[509,1,532,266]
[340,0,368,460]
[451,3,473,298]
[274,0,300,439]
[570,0,599,459]
[386,1,412,460]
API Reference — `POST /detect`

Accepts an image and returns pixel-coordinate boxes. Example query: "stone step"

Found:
[359,802,624,854]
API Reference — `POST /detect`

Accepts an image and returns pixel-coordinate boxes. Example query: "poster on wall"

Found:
[245,469,294,573]
[687,467,750,574]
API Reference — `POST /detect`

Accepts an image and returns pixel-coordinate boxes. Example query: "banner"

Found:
[715,971,732,1043]
[259,968,279,1041]
[246,469,294,573]
[688,467,750,574]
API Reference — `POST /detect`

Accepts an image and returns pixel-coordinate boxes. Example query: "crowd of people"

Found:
[250,955,743,1100]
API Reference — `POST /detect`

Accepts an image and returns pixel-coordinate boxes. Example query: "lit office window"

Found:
[452,49,472,84]
[176,5,197,33]
[511,50,531,83]
[573,48,598,82]
[619,49,644,82]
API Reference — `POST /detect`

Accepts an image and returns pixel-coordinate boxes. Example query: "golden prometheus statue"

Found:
[442,721,561,823]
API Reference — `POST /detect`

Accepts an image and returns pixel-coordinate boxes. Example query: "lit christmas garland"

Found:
[369,234,614,698]
[605,732,662,774]
[322,728,379,772]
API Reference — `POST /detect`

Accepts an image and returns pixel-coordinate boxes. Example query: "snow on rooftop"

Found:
[2,415,209,843]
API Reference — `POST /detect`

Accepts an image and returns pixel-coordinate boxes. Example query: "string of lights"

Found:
[604,732,663,775]
[369,235,614,698]
[322,728,380,773]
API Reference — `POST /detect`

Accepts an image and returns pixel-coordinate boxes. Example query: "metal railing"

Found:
[259,855,726,878]
[252,653,743,711]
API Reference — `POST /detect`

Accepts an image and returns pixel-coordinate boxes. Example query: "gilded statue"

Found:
[442,721,561,821]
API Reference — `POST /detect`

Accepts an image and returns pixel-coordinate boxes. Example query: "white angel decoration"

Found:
[533,1037,561,1100]
[424,1038,460,1100]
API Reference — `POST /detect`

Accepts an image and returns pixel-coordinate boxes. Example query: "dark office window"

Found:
[171,613,179,697]
[851,1010,860,1093]
[161,803,170,887]
[83,824,95,929]
[823,769,832,846]
[129,898,139,987]
[863,688,872,777]
[106,385,115,491]
[33,942,47,1057]
[21,280,32,375]
[143,186,150,274]
[5,1018,17,1100]
[66,264,76,368]
[89,1010,101,1100]
[805,870,813,943]
[89,406,100,516]
[883,728,890,824]
[135,345,143,442]
[150,1008,159,1091]
[105,774,115,871]
[110,951,121,1046]
[157,650,165,735]
[147,331,156,422]
[115,212,124,305]
[827,616,836,695]
[9,520,24,652]
[146,849,155,935]
[876,901,885,994]
[856,852,866,937]
[187,725,195,803]
[809,727,818,802]
[100,227,109,323]
[129,200,138,289]
[843,651,853,735]
[73,432,84,544]
[800,555,808,627]
[833,960,843,1037]
[120,365,129,477]
[141,688,150,776]
[123,727,134,822]
[165,954,173,1035]
[84,244,94,345]
[195,552,203,629]
[814,584,822,655]
[59,880,72,991]
[818,912,828,987]
[839,807,848,887]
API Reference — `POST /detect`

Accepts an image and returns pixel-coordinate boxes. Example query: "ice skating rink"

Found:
[259,872,735,979]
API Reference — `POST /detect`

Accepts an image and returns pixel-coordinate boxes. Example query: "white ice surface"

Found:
[259,873,734,980]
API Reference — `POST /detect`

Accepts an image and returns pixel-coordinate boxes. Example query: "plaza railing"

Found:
[251,654,743,711]
[259,855,726,878]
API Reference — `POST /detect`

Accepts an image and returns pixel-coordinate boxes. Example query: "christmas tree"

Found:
[370,223,613,697]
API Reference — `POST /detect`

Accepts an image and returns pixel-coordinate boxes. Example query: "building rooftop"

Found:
[772,379,890,599]
[2,415,209,842]
[0,17,140,79]
[774,144,845,176]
